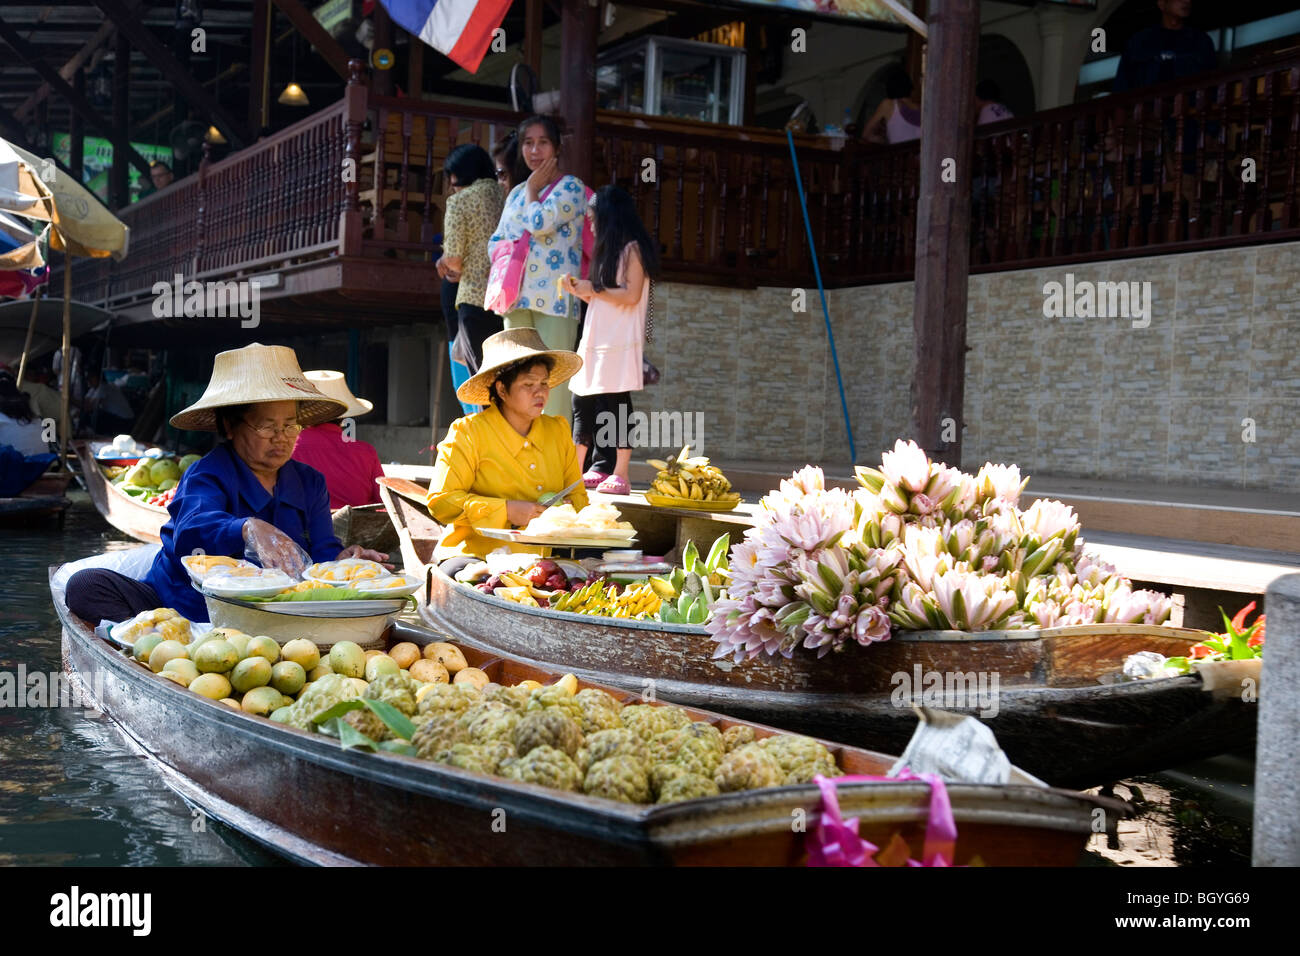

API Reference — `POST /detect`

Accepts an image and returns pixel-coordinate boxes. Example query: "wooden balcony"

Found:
[67,50,1300,328]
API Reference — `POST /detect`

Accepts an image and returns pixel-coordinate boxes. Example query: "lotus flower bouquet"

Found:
[707,440,1174,663]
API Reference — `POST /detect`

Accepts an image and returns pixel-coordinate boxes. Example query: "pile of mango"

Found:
[106,453,200,505]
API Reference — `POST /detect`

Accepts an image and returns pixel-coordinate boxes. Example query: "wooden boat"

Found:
[73,440,167,544]
[52,557,1128,866]
[75,440,402,550]
[0,468,72,527]
[380,484,1258,789]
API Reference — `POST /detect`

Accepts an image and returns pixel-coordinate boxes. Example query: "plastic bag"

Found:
[451,319,480,375]
[806,769,958,867]
[242,518,312,579]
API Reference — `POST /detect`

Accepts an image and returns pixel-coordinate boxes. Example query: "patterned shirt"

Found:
[443,177,505,311]
[489,174,588,318]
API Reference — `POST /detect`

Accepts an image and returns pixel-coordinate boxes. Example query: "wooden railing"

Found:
[67,50,1300,308]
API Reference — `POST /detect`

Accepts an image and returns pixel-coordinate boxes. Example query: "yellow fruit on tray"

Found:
[271,661,307,696]
[389,642,421,669]
[191,673,232,700]
[194,639,239,674]
[552,673,579,696]
[424,642,468,673]
[329,641,366,679]
[281,638,320,672]
[241,686,284,716]
[409,659,449,684]
[148,640,189,673]
[230,657,272,693]
[453,667,490,690]
[244,635,280,664]
[365,654,400,682]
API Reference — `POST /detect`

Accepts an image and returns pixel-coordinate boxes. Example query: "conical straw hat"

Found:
[457,328,582,405]
[304,370,373,419]
[169,343,347,432]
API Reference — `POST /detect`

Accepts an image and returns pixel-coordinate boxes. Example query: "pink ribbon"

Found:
[807,770,958,867]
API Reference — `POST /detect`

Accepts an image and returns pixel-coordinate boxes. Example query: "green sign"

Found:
[314,0,354,36]
[50,133,173,204]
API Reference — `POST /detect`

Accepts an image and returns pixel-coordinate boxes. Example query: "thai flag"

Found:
[379,0,512,74]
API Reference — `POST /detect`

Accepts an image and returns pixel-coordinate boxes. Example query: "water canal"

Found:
[0,493,1250,866]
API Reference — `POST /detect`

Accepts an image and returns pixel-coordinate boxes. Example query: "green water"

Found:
[0,492,282,866]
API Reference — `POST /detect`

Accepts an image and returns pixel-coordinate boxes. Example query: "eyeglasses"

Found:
[242,420,303,440]
[495,168,508,179]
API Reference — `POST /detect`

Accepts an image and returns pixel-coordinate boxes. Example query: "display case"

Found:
[596,37,746,126]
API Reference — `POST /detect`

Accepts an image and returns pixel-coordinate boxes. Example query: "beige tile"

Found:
[1242,399,1300,492]
[1169,324,1251,400]
[1248,316,1300,400]
[1174,247,1256,329]
[1167,398,1250,487]
[1100,397,1170,484]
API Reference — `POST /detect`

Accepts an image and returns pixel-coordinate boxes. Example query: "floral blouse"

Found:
[443,177,505,311]
[489,174,588,318]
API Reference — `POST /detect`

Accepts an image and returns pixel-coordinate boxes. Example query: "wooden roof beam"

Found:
[0,13,153,178]
[90,0,249,148]
[270,0,353,80]
[14,14,118,121]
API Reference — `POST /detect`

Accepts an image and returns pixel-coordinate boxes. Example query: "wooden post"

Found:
[525,0,544,78]
[909,0,979,467]
[407,28,424,98]
[340,59,367,257]
[59,254,72,471]
[249,0,270,132]
[560,0,598,184]
[743,23,759,126]
[905,0,928,90]
[15,287,42,389]
[111,30,130,209]
[70,69,85,181]
[373,3,395,97]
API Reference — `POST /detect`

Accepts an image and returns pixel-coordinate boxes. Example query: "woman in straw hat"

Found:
[426,328,588,561]
[291,370,385,509]
[65,344,390,625]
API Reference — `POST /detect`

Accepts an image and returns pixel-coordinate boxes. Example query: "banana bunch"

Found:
[654,534,732,625]
[495,571,556,606]
[550,579,663,620]
[647,445,741,503]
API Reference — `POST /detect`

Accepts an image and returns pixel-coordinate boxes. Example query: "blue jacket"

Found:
[144,443,342,621]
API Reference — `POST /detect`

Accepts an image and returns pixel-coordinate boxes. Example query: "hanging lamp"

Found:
[278,34,309,107]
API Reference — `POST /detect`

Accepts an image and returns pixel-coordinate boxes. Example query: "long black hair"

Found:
[590,185,660,293]
[491,131,527,189]
[444,143,496,188]
[0,371,34,422]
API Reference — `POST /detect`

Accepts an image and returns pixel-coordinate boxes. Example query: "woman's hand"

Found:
[564,275,595,302]
[242,518,310,577]
[435,256,461,281]
[525,157,558,203]
[337,544,394,570]
[506,500,547,527]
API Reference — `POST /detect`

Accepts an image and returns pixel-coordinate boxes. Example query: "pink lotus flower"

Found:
[1021,498,1080,543]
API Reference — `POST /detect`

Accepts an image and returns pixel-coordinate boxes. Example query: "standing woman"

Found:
[488,115,590,421]
[437,144,506,371]
[563,186,658,496]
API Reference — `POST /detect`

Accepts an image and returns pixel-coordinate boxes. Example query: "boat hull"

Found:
[420,567,1258,789]
[73,440,167,544]
[53,565,1121,866]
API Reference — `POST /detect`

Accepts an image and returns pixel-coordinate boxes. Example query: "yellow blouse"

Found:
[427,403,589,559]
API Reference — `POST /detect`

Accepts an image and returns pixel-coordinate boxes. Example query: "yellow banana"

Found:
[678,475,689,496]
[690,482,703,500]
[646,459,669,471]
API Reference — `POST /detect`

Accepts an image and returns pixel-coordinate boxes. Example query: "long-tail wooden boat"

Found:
[75,441,402,550]
[73,440,167,544]
[0,468,72,527]
[380,484,1257,789]
[51,557,1128,866]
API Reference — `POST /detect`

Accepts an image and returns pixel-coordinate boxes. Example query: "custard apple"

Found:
[584,756,650,803]
[714,743,783,792]
[722,725,757,752]
[525,686,584,723]
[656,772,721,804]
[513,709,583,759]
[413,712,467,760]
[458,701,520,745]
[585,728,650,768]
[502,745,582,791]
[417,682,480,717]
[759,735,840,784]
[343,707,393,742]
[481,683,532,712]
[365,672,419,716]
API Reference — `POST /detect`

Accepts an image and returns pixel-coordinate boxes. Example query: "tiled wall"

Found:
[641,240,1300,491]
